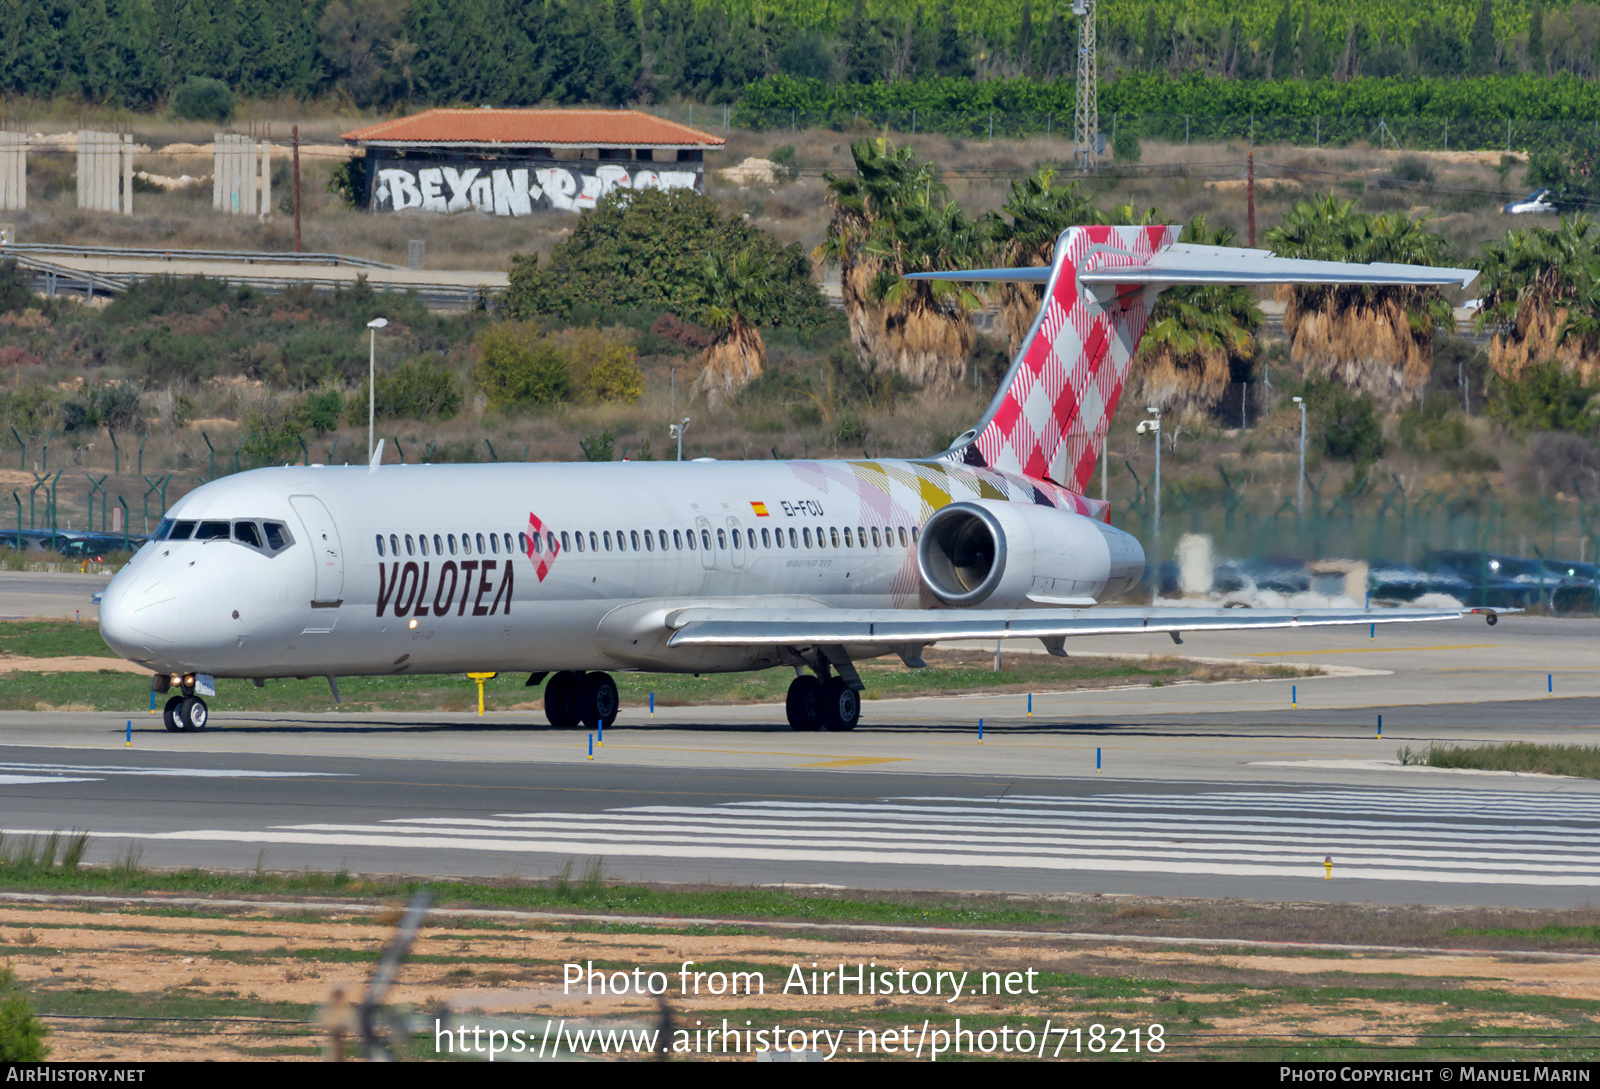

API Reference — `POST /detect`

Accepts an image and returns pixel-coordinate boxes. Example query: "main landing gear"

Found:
[785,672,860,732]
[543,670,618,730]
[162,692,208,732]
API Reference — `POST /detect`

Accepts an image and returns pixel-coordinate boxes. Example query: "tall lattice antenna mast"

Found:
[1072,0,1098,172]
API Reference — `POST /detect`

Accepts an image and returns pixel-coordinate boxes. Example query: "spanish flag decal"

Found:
[750,501,770,517]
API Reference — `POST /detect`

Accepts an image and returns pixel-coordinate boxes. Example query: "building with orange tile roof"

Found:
[341,108,725,217]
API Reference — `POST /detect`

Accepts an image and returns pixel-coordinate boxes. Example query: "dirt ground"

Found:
[4,899,1594,1062]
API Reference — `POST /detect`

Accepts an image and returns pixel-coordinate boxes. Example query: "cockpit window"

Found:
[157,517,290,555]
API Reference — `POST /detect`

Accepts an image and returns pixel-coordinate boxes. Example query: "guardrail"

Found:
[0,241,400,270]
[10,252,496,310]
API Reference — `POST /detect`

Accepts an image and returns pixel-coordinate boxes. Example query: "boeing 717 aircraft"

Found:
[98,225,1479,734]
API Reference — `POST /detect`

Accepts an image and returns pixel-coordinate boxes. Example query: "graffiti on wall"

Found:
[369,159,700,215]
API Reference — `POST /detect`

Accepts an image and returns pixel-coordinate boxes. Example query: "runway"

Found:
[0,585,1596,908]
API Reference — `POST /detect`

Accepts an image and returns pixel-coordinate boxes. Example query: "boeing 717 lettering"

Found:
[98,225,1480,734]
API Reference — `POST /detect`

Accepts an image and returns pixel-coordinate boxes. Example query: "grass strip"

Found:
[1398,741,1600,778]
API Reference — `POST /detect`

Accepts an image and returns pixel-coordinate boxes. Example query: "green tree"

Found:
[693,247,782,407]
[987,168,1099,358]
[1527,1,1544,75]
[170,75,233,121]
[505,188,824,330]
[1269,0,1294,79]
[1476,216,1600,381]
[1264,196,1454,407]
[1131,216,1263,416]
[1469,0,1497,76]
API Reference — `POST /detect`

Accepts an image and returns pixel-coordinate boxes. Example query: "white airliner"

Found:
[99,225,1480,734]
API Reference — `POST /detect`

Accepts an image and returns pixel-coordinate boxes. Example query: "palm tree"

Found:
[1129,216,1263,416]
[987,168,1100,358]
[692,248,778,408]
[817,138,984,393]
[1264,195,1454,409]
[1477,216,1600,383]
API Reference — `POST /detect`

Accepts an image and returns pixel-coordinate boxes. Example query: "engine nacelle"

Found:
[916,500,1144,608]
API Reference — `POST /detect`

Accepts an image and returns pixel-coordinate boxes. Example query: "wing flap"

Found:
[664,606,1461,648]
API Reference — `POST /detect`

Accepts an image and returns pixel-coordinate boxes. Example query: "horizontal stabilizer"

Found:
[907,243,1477,290]
[1080,243,1478,289]
[665,605,1462,649]
[907,267,1052,283]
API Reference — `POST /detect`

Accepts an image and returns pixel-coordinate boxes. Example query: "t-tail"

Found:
[911,224,1478,497]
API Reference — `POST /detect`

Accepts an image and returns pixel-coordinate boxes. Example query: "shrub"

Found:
[299,389,344,435]
[1304,380,1386,465]
[474,322,570,409]
[1113,123,1141,163]
[170,77,235,123]
[353,357,462,422]
[0,966,45,1061]
[1397,399,1471,454]
[60,383,143,434]
[554,328,645,404]
[1490,361,1600,434]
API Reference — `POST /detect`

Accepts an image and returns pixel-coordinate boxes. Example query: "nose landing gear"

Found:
[161,693,209,732]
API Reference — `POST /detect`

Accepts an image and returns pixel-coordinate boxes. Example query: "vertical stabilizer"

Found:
[943,224,1180,489]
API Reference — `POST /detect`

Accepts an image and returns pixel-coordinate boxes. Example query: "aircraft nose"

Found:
[99,570,177,664]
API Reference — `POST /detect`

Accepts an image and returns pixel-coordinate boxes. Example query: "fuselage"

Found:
[99,457,1142,680]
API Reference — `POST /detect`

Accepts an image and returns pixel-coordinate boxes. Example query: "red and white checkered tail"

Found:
[943,224,1180,490]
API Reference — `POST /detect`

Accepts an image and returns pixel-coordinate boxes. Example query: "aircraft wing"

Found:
[664,605,1464,650]
[905,243,1478,290]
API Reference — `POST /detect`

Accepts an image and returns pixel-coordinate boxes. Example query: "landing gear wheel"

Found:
[180,696,208,732]
[785,675,822,731]
[818,678,860,732]
[580,672,619,730]
[162,696,185,733]
[543,671,580,729]
[1486,612,1499,626]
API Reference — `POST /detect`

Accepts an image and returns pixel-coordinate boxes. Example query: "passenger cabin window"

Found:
[405,534,415,556]
[448,534,457,555]
[560,531,570,552]
[375,534,385,556]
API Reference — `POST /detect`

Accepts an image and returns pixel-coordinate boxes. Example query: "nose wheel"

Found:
[162,695,209,732]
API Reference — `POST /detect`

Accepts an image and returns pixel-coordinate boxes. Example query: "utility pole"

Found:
[1072,0,1098,172]
[1247,151,1257,247]
[1137,407,1161,548]
[292,125,302,253]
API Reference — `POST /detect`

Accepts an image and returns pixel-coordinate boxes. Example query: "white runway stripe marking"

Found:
[80,787,1600,887]
[0,762,344,779]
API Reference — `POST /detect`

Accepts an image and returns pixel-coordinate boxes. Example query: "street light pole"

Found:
[669,417,690,462]
[1293,395,1306,516]
[366,317,388,462]
[1137,406,1161,548]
